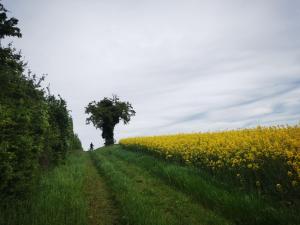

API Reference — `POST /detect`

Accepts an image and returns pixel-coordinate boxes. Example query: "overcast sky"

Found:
[3,0,300,149]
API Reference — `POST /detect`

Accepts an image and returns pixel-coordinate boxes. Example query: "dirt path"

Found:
[84,155,120,225]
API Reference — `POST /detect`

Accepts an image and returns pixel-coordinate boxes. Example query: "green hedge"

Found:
[0,2,82,198]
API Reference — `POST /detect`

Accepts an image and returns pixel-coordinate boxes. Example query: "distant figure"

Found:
[90,142,94,151]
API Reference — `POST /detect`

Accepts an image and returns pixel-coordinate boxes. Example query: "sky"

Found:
[3,0,300,149]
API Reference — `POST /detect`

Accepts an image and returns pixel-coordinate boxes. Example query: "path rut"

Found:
[84,155,120,225]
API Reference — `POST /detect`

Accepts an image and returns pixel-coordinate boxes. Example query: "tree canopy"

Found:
[85,95,135,146]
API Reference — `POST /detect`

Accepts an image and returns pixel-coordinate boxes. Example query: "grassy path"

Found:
[85,155,120,225]
[91,147,232,225]
[91,145,300,225]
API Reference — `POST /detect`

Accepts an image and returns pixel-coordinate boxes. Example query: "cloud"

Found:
[3,0,300,148]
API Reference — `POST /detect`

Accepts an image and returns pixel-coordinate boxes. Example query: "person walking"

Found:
[90,142,94,151]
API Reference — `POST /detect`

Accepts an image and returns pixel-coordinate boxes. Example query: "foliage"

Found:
[0,47,47,196]
[70,133,83,151]
[0,1,21,39]
[0,2,82,198]
[40,93,79,166]
[85,95,135,146]
[120,125,300,199]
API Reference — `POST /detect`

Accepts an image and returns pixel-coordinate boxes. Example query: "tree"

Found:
[0,2,21,40]
[85,95,136,146]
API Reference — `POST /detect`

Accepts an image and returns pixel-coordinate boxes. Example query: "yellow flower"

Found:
[119,124,300,195]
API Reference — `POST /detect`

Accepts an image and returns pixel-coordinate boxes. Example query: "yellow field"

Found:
[120,125,300,196]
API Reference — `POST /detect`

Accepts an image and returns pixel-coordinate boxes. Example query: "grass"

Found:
[0,152,119,225]
[91,145,300,225]
[85,153,120,225]
[1,145,299,225]
[91,147,233,225]
[0,153,88,225]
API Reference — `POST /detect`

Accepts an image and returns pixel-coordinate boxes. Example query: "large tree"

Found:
[85,95,135,146]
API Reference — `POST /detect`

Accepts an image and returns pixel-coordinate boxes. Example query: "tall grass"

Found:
[0,153,88,225]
